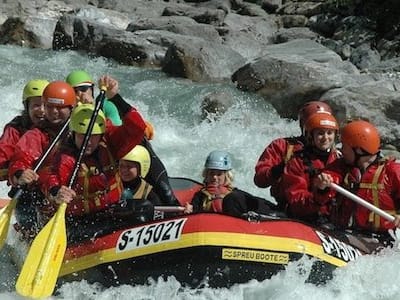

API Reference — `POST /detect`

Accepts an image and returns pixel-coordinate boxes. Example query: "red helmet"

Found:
[298,101,333,130]
[42,81,76,107]
[340,120,380,155]
[304,111,338,133]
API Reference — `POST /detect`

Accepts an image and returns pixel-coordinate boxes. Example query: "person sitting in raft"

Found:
[183,150,276,218]
[254,101,333,211]
[0,79,49,182]
[8,81,76,237]
[314,120,400,238]
[280,111,341,226]
[97,75,179,207]
[0,79,48,238]
[36,103,145,241]
[66,70,122,125]
[115,144,162,223]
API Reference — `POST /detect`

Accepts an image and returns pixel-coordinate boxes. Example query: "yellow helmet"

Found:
[69,104,106,134]
[121,145,151,177]
[22,79,49,102]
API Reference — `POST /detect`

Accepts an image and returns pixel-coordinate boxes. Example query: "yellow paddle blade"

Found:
[0,199,16,250]
[16,203,67,299]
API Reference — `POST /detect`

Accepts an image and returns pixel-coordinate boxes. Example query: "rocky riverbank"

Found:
[1,0,400,150]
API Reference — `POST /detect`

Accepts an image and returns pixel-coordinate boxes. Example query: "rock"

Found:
[219,13,278,60]
[162,35,245,82]
[273,27,319,43]
[231,39,359,118]
[350,44,381,70]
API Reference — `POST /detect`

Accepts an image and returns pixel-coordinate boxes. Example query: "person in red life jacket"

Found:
[9,81,76,186]
[184,150,234,214]
[8,81,76,237]
[281,111,340,225]
[38,103,145,238]
[184,150,274,216]
[0,79,49,181]
[116,144,161,222]
[98,75,179,207]
[66,70,155,139]
[254,101,333,211]
[314,120,400,234]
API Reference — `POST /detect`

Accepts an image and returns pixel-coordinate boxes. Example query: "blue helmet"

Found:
[204,150,232,170]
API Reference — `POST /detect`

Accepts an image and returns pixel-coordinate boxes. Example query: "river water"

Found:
[0,44,399,299]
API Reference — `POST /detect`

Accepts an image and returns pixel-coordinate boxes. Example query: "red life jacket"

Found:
[200,184,233,212]
[344,158,400,231]
[254,137,304,207]
[68,141,123,216]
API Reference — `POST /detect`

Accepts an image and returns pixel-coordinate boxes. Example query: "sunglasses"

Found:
[74,85,92,93]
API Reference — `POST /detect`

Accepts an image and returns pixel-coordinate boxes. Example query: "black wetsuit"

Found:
[108,94,179,206]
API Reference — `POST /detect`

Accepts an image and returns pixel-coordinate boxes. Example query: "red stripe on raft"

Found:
[65,214,323,259]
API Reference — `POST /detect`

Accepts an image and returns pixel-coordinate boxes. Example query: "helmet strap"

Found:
[23,101,29,114]
[353,147,375,169]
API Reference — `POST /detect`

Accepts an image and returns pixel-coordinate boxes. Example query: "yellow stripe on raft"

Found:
[60,232,346,276]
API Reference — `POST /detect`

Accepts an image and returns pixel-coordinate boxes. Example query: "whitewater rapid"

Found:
[0,45,399,300]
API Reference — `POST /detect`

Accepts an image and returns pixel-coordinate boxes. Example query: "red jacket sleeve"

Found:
[8,128,49,179]
[383,160,400,209]
[39,151,76,196]
[313,159,344,206]
[283,151,341,220]
[0,124,22,167]
[254,138,289,188]
[106,107,146,159]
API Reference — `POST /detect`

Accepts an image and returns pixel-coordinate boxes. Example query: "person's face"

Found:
[74,85,94,104]
[27,96,45,125]
[44,103,71,125]
[119,160,140,182]
[312,128,336,151]
[342,143,356,165]
[74,133,102,155]
[205,169,226,186]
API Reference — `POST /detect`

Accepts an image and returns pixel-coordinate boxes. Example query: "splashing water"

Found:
[1,45,400,300]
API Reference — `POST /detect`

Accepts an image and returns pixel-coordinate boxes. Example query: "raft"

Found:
[9,177,381,290]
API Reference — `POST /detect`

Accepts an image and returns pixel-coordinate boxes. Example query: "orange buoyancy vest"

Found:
[345,158,400,231]
[69,141,123,216]
[200,184,233,212]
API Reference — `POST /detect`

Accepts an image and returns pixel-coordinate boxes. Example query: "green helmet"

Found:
[70,104,106,134]
[65,70,93,87]
[22,79,49,102]
[121,145,151,177]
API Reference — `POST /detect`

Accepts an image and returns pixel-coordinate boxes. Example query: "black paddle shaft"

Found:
[33,119,71,173]
[68,89,106,188]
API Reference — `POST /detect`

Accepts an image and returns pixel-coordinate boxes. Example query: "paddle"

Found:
[0,119,71,251]
[330,183,395,223]
[154,205,184,213]
[16,88,106,299]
